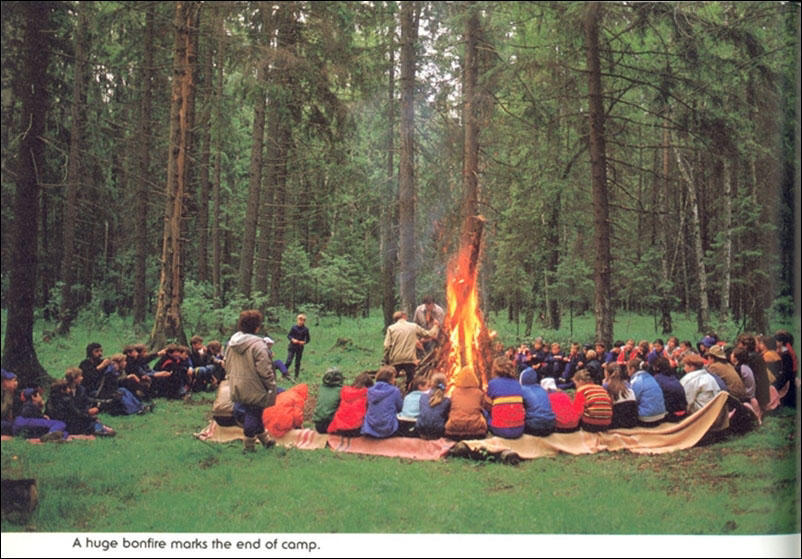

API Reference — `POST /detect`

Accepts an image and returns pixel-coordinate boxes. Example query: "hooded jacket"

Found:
[262,383,308,438]
[313,369,344,425]
[445,368,487,439]
[520,368,556,433]
[361,381,402,438]
[224,332,276,408]
[327,385,369,433]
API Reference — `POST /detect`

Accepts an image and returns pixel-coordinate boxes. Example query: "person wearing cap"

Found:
[706,345,746,402]
[264,336,290,381]
[1,369,20,436]
[519,367,556,436]
[312,367,344,433]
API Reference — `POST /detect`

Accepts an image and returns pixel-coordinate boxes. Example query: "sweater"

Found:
[486,377,525,438]
[360,381,402,438]
[573,383,613,427]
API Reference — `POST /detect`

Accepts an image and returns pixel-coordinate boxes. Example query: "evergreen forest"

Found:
[1,1,799,386]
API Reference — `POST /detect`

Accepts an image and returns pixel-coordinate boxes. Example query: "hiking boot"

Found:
[256,432,276,449]
[500,449,520,466]
[40,430,64,443]
[449,441,471,458]
[243,436,256,453]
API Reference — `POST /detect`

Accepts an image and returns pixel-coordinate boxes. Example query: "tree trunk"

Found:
[237,31,267,299]
[674,143,710,333]
[381,4,397,329]
[212,15,224,303]
[398,1,419,315]
[196,36,213,285]
[658,123,673,334]
[2,2,51,385]
[720,159,732,318]
[462,4,479,221]
[133,4,154,326]
[268,4,298,307]
[57,1,89,334]
[150,1,200,349]
[583,2,613,346]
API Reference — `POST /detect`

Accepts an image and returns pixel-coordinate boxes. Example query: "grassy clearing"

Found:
[0,309,799,535]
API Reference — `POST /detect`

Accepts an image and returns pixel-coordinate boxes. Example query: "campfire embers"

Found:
[417,216,493,390]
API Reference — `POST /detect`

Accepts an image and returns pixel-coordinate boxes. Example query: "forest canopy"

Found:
[1,2,799,378]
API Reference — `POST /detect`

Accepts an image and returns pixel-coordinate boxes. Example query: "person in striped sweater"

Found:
[572,368,613,432]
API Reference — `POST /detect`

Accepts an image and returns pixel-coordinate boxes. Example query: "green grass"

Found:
[1,309,800,536]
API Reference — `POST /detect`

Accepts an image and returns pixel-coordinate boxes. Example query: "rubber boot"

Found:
[256,432,276,449]
[243,436,256,453]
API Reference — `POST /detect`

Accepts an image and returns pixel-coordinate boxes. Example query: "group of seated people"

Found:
[0,335,227,442]
[308,330,796,441]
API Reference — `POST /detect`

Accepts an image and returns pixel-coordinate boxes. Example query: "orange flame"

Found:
[444,235,490,390]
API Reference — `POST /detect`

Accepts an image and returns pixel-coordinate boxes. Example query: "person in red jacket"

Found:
[540,377,580,432]
[327,372,374,437]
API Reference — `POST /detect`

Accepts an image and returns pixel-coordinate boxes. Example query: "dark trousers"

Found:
[286,345,305,377]
[393,363,417,393]
[236,403,266,438]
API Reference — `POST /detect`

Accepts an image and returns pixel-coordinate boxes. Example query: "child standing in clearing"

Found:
[285,314,310,380]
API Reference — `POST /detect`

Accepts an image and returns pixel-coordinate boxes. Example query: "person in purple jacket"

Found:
[361,366,402,438]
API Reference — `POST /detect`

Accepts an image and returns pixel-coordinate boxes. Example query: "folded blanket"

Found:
[327,434,453,461]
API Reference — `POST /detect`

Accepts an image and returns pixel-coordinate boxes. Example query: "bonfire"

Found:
[417,216,495,391]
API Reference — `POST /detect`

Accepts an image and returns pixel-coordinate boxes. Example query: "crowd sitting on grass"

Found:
[308,329,796,444]
[1,334,227,442]
[1,321,797,449]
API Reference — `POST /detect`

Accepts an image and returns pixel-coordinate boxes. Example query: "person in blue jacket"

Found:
[416,372,451,439]
[519,367,556,436]
[361,366,402,438]
[627,358,667,426]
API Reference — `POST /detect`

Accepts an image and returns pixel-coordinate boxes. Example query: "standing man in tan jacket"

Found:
[383,310,439,392]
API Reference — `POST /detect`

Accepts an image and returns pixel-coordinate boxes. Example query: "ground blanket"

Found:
[194,391,742,461]
[461,391,733,459]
